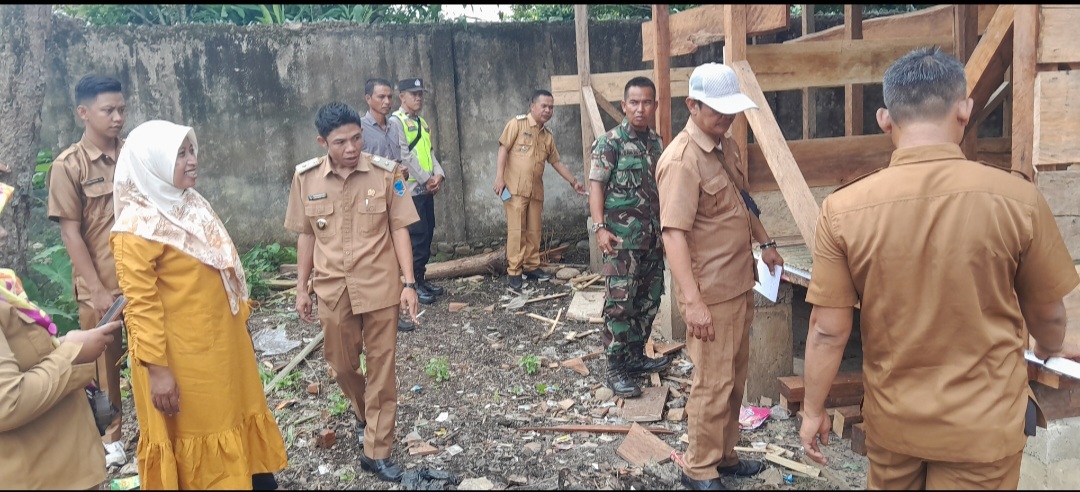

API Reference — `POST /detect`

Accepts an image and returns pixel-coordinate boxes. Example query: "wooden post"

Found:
[652,4,672,146]
[955,4,980,159]
[724,4,749,178]
[1011,4,1037,180]
[844,5,864,136]
[576,5,604,275]
[801,4,817,140]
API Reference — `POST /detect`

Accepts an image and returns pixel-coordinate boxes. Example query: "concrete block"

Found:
[1047,459,1080,490]
[1021,416,1080,489]
[1020,456,1047,490]
[1037,170,1080,216]
[746,283,793,403]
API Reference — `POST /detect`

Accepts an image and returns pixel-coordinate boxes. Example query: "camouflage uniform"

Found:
[589,119,665,355]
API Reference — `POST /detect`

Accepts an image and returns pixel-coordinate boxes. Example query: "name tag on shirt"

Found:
[84,177,105,186]
[308,193,327,201]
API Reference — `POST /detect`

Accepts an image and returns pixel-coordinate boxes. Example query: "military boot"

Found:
[623,341,673,375]
[605,353,642,398]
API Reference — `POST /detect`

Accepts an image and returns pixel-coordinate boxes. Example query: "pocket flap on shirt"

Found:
[701,175,730,196]
[304,202,333,216]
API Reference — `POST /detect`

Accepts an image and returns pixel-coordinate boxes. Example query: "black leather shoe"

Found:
[508,274,524,291]
[360,455,404,482]
[605,353,642,398]
[398,318,415,332]
[420,278,445,296]
[523,269,553,281]
[624,343,673,375]
[716,459,766,477]
[680,473,727,490]
[356,420,366,446]
[417,288,436,305]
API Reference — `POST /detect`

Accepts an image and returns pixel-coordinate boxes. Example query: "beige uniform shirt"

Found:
[284,153,420,314]
[45,137,125,299]
[806,143,1080,462]
[657,119,754,305]
[0,301,106,489]
[499,113,561,201]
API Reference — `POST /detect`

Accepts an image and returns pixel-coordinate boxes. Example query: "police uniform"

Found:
[806,143,1080,489]
[589,119,665,355]
[391,107,445,288]
[656,118,756,481]
[498,113,562,277]
[283,153,419,460]
[45,136,125,443]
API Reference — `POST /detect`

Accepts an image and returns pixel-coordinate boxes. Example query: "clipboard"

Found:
[96,295,128,328]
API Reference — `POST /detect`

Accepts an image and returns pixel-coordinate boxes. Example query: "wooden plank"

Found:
[1034,71,1080,167]
[801,4,816,140]
[829,405,863,439]
[591,84,625,123]
[1031,381,1080,422]
[850,423,867,456]
[790,4,998,43]
[619,386,668,423]
[1012,4,1037,180]
[956,4,980,159]
[575,4,592,182]
[1038,6,1080,64]
[778,372,864,402]
[555,37,956,106]
[517,424,674,435]
[641,4,788,62]
[652,4,672,146]
[844,5,864,137]
[732,60,820,251]
[616,422,675,467]
[764,453,821,477]
[724,4,749,180]
[581,86,606,141]
[962,5,1015,155]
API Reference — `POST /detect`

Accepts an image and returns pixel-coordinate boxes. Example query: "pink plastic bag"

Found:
[738,405,771,430]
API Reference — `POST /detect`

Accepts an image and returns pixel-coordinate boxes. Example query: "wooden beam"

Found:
[790,4,999,43]
[778,372,864,403]
[591,83,625,123]
[641,4,788,62]
[1034,71,1080,167]
[974,81,1010,130]
[1011,4,1037,180]
[731,60,819,251]
[956,4,980,159]
[962,4,1015,155]
[801,4,816,140]
[844,5,863,137]
[554,37,955,106]
[1038,6,1080,64]
[580,86,606,143]
[724,5,749,180]
[653,4,672,146]
[746,136,1011,192]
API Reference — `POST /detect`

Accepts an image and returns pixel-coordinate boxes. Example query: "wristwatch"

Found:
[590,222,607,234]
[760,240,777,250]
[403,282,417,290]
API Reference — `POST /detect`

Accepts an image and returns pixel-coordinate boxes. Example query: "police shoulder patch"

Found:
[369,154,397,173]
[295,157,320,175]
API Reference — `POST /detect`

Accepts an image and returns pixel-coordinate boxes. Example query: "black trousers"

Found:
[409,193,436,279]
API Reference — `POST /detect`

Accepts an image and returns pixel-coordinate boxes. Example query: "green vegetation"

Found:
[240,242,296,300]
[328,388,350,416]
[518,354,541,375]
[535,383,559,395]
[21,245,80,335]
[56,4,450,26]
[424,356,451,382]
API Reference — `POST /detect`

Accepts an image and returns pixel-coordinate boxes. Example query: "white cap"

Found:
[688,63,758,115]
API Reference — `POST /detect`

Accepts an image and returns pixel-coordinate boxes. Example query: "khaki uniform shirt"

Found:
[0,301,106,489]
[499,113,561,201]
[284,153,420,314]
[45,137,124,299]
[806,144,1080,463]
[657,119,754,305]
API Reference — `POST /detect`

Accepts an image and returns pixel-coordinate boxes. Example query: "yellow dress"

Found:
[112,233,288,489]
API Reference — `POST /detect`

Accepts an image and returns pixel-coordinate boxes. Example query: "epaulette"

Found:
[294,158,320,175]
[55,145,78,163]
[515,114,527,120]
[977,160,1033,182]
[369,154,397,173]
[834,166,887,192]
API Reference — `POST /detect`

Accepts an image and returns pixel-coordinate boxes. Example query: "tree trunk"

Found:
[0,5,52,274]
[424,247,507,280]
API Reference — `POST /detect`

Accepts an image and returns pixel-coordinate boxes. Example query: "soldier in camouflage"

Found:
[588,76,673,398]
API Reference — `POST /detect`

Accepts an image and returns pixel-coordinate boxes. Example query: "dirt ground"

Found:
[105,247,868,490]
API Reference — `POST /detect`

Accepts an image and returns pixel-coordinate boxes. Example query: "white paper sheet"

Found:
[1024,350,1080,381]
[753,258,783,303]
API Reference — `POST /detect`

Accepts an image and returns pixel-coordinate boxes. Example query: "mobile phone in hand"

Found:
[96,296,128,328]
[500,188,512,201]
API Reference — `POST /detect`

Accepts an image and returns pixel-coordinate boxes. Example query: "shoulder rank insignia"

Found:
[515,114,527,120]
[369,154,397,173]
[295,157,320,175]
[834,167,886,192]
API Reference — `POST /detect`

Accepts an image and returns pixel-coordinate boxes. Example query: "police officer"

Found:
[391,77,445,308]
[285,102,420,483]
[493,89,586,290]
[657,63,783,490]
[588,76,672,398]
[46,74,128,465]
[800,47,1079,490]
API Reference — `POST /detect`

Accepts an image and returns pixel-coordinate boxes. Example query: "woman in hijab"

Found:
[0,182,123,489]
[111,120,287,489]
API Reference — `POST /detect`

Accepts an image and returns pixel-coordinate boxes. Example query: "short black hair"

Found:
[882,46,967,125]
[530,89,554,104]
[624,76,657,101]
[315,102,363,139]
[364,78,394,96]
[75,75,122,105]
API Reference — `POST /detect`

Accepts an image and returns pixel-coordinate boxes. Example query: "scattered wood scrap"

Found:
[620,386,668,423]
[264,332,324,394]
[616,423,675,467]
[564,328,598,341]
[425,247,506,280]
[543,309,564,338]
[504,292,570,308]
[654,342,686,356]
[830,405,863,439]
[764,453,821,477]
[850,422,867,456]
[517,424,674,435]
[560,358,590,376]
[777,372,864,412]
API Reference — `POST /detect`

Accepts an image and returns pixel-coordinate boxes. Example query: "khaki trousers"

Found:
[503,194,543,276]
[78,300,123,444]
[683,291,754,480]
[866,435,1023,490]
[318,292,398,459]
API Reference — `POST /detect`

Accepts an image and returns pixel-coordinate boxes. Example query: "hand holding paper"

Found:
[753,258,783,302]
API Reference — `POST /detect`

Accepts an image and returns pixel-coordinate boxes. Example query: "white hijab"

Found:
[112,120,249,315]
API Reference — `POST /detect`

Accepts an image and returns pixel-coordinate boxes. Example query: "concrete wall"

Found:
[37,16,869,250]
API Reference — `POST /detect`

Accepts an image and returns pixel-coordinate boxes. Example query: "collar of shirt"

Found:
[617,118,659,145]
[527,113,550,134]
[79,135,121,163]
[888,143,966,168]
[685,118,721,153]
[362,111,390,131]
[319,154,371,178]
